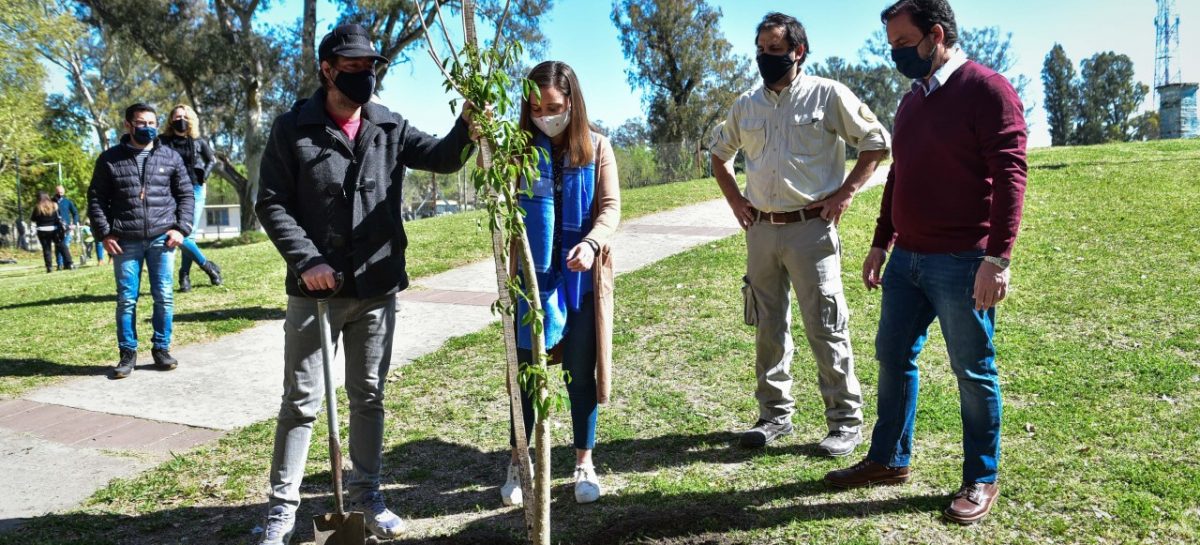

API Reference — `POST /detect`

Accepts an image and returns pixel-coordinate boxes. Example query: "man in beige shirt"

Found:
[710,12,891,455]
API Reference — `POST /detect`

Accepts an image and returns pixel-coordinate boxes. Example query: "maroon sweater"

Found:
[871,60,1028,259]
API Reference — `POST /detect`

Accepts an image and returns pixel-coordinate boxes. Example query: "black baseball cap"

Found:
[318,24,389,64]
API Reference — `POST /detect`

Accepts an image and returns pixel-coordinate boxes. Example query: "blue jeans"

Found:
[511,294,598,450]
[179,183,208,273]
[57,231,73,268]
[113,234,175,351]
[866,247,1002,484]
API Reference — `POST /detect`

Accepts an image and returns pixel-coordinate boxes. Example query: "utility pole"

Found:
[15,154,28,251]
[41,161,63,188]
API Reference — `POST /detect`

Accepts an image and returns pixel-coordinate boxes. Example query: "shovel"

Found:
[300,274,368,545]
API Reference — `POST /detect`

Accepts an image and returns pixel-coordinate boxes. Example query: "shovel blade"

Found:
[313,511,367,545]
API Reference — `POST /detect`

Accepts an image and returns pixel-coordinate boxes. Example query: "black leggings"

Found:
[37,231,71,270]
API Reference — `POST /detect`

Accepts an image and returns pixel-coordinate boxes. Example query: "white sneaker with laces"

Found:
[500,461,532,507]
[574,464,602,504]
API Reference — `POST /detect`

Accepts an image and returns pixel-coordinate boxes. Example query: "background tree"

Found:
[858,26,1035,122]
[0,20,48,222]
[611,0,752,182]
[1075,52,1148,144]
[609,117,650,149]
[807,56,906,139]
[1041,43,1076,146]
[958,26,1031,108]
[82,0,302,231]
[1130,111,1160,141]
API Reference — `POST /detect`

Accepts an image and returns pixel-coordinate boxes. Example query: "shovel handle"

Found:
[316,297,347,517]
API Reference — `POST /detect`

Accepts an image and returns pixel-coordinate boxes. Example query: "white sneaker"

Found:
[574,464,602,504]
[501,461,532,507]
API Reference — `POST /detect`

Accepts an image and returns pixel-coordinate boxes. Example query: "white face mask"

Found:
[532,108,571,138]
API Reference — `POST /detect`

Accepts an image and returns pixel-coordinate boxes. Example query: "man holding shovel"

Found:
[255,24,476,544]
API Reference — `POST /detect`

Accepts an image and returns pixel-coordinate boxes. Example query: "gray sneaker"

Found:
[816,430,863,457]
[349,490,406,539]
[257,505,295,545]
[740,419,793,448]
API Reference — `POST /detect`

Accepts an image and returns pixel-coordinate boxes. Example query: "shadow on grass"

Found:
[0,358,110,379]
[172,306,286,323]
[0,433,947,545]
[374,435,945,544]
[0,502,268,545]
[0,293,112,311]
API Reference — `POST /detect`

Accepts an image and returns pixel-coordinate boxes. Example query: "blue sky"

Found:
[54,1,1200,148]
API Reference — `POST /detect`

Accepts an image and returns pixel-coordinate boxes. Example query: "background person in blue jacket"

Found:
[53,185,79,270]
[87,102,194,380]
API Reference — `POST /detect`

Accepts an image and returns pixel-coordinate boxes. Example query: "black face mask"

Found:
[756,52,797,86]
[172,119,189,133]
[891,34,935,79]
[333,68,376,105]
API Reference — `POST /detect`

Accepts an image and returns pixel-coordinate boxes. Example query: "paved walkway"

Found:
[0,170,886,527]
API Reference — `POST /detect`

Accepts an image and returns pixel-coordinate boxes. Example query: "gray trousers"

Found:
[746,217,863,433]
[268,294,396,512]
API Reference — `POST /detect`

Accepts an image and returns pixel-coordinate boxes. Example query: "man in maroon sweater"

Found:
[823,0,1027,525]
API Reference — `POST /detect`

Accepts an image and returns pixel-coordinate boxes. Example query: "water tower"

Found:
[1156,0,1198,139]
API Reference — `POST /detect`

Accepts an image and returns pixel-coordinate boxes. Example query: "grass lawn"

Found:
[0,177,723,398]
[2,140,1198,544]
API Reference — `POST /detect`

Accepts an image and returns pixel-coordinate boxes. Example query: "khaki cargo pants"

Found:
[745,216,863,433]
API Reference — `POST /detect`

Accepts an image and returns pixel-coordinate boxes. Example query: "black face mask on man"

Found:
[756,51,797,86]
[332,68,376,105]
[891,34,935,80]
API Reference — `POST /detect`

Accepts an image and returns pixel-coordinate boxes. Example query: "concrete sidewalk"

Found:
[0,169,886,526]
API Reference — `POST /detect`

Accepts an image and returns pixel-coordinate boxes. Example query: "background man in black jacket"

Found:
[87,102,193,379]
[253,24,476,545]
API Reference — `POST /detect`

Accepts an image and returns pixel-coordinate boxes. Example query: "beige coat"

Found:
[587,133,620,404]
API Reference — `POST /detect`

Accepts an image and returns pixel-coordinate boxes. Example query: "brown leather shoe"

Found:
[823,458,911,488]
[944,482,1000,524]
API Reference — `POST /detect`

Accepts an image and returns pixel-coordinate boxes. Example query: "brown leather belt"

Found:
[752,207,823,224]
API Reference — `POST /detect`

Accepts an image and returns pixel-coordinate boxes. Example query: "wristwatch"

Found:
[983,256,1010,270]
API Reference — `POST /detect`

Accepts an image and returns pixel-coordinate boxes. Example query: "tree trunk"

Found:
[479,140,536,536]
[65,52,110,150]
[301,0,318,95]
[242,79,264,230]
[464,1,549,542]
[515,229,551,545]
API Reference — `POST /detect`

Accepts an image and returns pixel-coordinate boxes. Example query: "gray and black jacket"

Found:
[87,136,194,241]
[256,89,474,298]
[161,134,216,186]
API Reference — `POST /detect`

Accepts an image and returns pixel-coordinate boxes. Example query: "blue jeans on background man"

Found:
[113,234,175,351]
[57,231,73,268]
[179,183,209,272]
[866,247,1002,484]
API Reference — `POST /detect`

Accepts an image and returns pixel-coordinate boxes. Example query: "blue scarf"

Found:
[516,132,595,351]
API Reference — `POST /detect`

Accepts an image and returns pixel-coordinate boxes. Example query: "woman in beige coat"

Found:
[501,60,620,507]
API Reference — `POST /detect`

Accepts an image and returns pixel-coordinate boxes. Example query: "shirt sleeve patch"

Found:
[858,104,878,124]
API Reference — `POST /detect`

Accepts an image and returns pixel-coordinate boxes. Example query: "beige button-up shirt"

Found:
[710,74,891,212]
